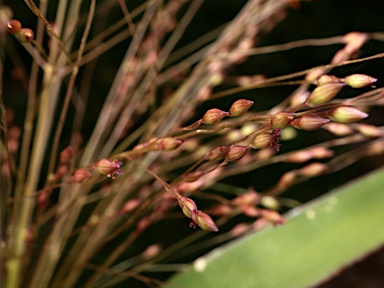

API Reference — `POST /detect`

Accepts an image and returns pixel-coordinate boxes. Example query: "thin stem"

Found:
[0,64,13,288]
[163,24,225,67]
[119,0,136,35]
[26,1,96,287]
[13,0,48,232]
[24,0,73,67]
[80,0,160,165]
[99,0,204,157]
[211,51,384,100]
[46,0,95,184]
[5,0,65,283]
[247,35,344,56]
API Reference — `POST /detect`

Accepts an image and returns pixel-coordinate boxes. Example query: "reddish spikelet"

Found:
[72,168,92,183]
[202,108,227,124]
[316,75,340,86]
[182,170,205,182]
[1,162,10,177]
[142,244,162,261]
[37,189,50,208]
[300,162,328,177]
[310,147,334,159]
[252,130,281,151]
[177,179,204,194]
[342,32,369,55]
[154,137,183,151]
[25,227,35,247]
[136,217,150,234]
[119,199,141,214]
[323,122,354,136]
[291,114,330,131]
[240,205,260,218]
[93,159,123,179]
[254,147,276,160]
[260,209,286,225]
[7,138,19,154]
[178,196,197,219]
[367,140,384,156]
[253,218,270,230]
[232,190,260,207]
[18,28,34,43]
[276,170,297,190]
[205,146,229,161]
[306,83,344,107]
[271,112,295,129]
[192,211,219,232]
[237,75,266,87]
[230,223,250,237]
[305,68,328,83]
[332,50,349,64]
[343,74,377,88]
[6,19,22,34]
[225,145,249,162]
[229,99,254,117]
[290,90,310,108]
[355,124,383,138]
[327,106,368,124]
[284,150,313,163]
[59,146,73,164]
[55,163,70,181]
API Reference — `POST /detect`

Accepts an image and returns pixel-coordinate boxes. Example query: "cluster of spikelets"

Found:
[6,19,34,42]
[4,16,380,234]
[34,69,376,232]
[3,2,384,287]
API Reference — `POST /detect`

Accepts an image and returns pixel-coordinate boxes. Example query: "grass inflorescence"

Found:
[1,1,384,287]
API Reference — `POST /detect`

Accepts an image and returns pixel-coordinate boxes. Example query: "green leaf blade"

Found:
[166,168,384,288]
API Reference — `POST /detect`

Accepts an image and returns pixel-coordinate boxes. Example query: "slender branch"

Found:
[46,0,96,184]
[211,51,384,99]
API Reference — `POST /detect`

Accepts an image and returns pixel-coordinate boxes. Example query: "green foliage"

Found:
[167,167,384,288]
